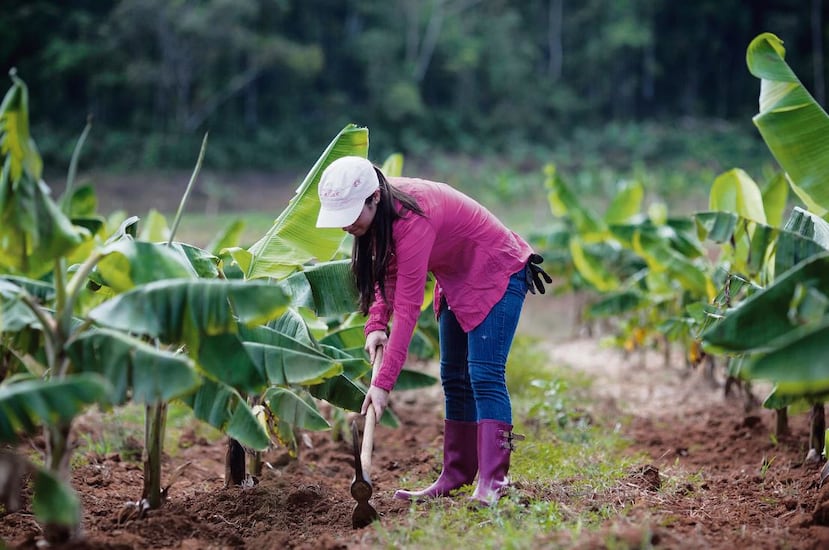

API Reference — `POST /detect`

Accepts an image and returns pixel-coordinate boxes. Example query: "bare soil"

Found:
[4,326,828,549]
[4,176,829,549]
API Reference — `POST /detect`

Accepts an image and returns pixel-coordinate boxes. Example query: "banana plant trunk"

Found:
[142,402,168,508]
[810,404,826,459]
[43,420,76,543]
[226,438,246,486]
[776,408,790,437]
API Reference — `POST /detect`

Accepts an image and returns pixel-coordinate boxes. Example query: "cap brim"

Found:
[315,203,364,228]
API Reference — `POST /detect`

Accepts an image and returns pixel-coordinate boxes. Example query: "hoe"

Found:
[350,347,383,529]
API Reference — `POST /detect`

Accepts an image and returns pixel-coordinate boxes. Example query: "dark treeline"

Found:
[2,0,826,171]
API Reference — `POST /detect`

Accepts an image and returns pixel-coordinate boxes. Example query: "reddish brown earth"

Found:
[4,175,829,548]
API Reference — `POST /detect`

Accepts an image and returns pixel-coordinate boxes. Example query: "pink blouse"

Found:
[364,177,532,391]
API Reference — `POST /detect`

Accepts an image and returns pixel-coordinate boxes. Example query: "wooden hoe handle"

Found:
[360,346,383,478]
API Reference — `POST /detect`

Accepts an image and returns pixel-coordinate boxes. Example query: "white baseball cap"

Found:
[316,156,380,228]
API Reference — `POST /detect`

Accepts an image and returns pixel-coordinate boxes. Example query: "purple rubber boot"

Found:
[470,420,519,506]
[394,419,478,500]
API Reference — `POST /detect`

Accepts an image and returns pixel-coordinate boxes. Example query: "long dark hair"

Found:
[353,167,425,315]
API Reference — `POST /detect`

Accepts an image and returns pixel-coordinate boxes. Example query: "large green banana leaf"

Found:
[0,373,110,443]
[747,33,829,215]
[709,169,767,224]
[88,279,289,349]
[568,237,620,292]
[0,451,81,528]
[91,241,196,293]
[279,259,359,317]
[241,124,369,280]
[66,328,199,405]
[762,173,790,228]
[239,322,346,385]
[0,74,85,277]
[696,208,829,281]
[742,319,829,396]
[264,386,329,432]
[604,179,644,225]
[32,465,81,527]
[264,386,329,449]
[702,251,829,353]
[181,378,270,451]
[243,343,343,386]
[0,71,42,182]
[0,171,86,278]
[544,164,605,238]
[197,333,266,394]
[0,278,42,331]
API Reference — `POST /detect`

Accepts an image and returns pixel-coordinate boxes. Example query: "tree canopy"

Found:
[2,0,826,170]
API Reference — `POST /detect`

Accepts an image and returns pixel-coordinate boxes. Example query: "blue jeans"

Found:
[439,269,528,424]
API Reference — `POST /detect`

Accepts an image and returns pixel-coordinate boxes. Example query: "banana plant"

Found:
[699,32,829,460]
[541,163,714,362]
[0,72,215,542]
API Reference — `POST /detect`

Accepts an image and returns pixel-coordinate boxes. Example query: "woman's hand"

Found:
[364,330,388,366]
[361,385,390,419]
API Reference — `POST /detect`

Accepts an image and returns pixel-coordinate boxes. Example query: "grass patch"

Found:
[74,401,223,463]
[373,337,646,549]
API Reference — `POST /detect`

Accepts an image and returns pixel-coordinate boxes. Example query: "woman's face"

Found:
[343,190,380,237]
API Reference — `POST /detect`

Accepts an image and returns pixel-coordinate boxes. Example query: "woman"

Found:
[315,156,550,505]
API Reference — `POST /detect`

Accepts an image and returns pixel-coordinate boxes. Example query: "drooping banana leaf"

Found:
[243,342,343,386]
[137,209,171,243]
[544,164,605,237]
[239,322,345,385]
[206,219,245,256]
[307,373,399,428]
[0,171,86,278]
[709,168,767,224]
[569,237,620,292]
[197,333,267,394]
[181,378,270,451]
[264,308,316,347]
[610,219,706,260]
[0,74,88,277]
[747,32,829,215]
[319,324,367,351]
[742,319,829,396]
[631,230,711,298]
[31,464,81,527]
[88,279,290,349]
[66,328,199,405]
[0,373,110,443]
[279,259,359,317]
[702,251,829,353]
[762,173,790,228]
[0,278,46,331]
[169,242,220,279]
[91,240,196,293]
[241,124,370,280]
[381,152,404,176]
[603,179,644,225]
[0,71,42,182]
[264,386,330,436]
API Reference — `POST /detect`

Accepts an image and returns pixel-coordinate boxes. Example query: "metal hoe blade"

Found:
[350,414,379,529]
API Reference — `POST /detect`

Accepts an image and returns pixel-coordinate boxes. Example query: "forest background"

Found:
[3,1,828,206]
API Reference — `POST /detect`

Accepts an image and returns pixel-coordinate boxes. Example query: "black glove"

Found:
[525,253,552,295]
